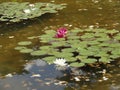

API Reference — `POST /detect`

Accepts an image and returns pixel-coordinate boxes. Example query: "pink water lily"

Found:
[55,27,67,38]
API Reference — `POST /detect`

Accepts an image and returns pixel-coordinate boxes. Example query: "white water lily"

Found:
[53,58,68,66]
[29,4,35,7]
[23,9,31,13]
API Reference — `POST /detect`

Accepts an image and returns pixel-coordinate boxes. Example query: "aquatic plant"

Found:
[53,58,68,66]
[55,27,67,38]
[0,2,66,22]
[15,28,120,67]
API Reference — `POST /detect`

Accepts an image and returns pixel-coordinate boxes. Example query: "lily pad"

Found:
[30,50,47,56]
[0,2,66,22]
[18,41,32,46]
[43,56,56,64]
[15,28,120,67]
[14,46,27,50]
[99,57,111,63]
[81,58,97,64]
[70,62,85,67]
[20,49,33,53]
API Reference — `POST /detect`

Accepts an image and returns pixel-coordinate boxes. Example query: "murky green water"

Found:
[0,0,120,90]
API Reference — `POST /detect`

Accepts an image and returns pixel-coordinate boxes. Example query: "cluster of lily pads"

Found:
[0,2,65,22]
[15,28,120,67]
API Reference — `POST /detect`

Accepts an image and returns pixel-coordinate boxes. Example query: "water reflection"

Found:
[0,59,119,90]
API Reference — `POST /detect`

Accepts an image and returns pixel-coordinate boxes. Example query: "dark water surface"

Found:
[0,0,120,90]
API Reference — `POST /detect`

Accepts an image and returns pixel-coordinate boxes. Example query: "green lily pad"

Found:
[39,46,51,50]
[110,54,120,59]
[81,33,95,39]
[76,55,88,60]
[114,35,120,40]
[0,2,66,22]
[20,49,33,53]
[65,57,77,62]
[27,36,38,39]
[106,29,119,34]
[54,52,73,58]
[45,30,56,34]
[15,28,120,67]
[96,37,110,42]
[111,49,120,55]
[18,41,32,46]
[98,43,110,47]
[109,43,120,48]
[51,41,66,47]
[67,40,80,44]
[62,48,75,53]
[81,58,97,64]
[70,62,85,67]
[30,50,47,56]
[14,46,27,50]
[99,57,111,63]
[88,41,100,45]
[43,56,56,64]
[67,36,80,40]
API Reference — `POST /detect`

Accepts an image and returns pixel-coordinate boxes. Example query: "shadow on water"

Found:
[0,13,56,34]
[0,0,120,90]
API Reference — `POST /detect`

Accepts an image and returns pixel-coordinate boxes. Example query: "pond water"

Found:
[0,0,120,90]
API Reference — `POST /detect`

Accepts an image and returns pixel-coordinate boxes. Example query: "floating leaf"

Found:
[39,46,51,50]
[14,46,27,50]
[76,55,88,60]
[65,57,77,62]
[62,48,75,53]
[111,49,120,55]
[96,37,110,42]
[67,40,80,44]
[15,28,120,67]
[45,30,56,34]
[81,58,97,64]
[99,43,110,47]
[20,49,33,53]
[81,33,94,39]
[43,56,56,64]
[106,29,119,34]
[114,35,120,40]
[87,41,100,45]
[67,36,80,40]
[30,50,47,56]
[70,62,85,67]
[0,2,66,22]
[109,43,120,48]
[27,36,38,39]
[54,52,73,58]
[51,41,66,47]
[18,41,32,46]
[99,57,111,63]
[110,54,120,59]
